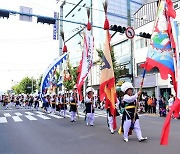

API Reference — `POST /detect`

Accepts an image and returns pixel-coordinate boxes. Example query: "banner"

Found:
[76,31,94,100]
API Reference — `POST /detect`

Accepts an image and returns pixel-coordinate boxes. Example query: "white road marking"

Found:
[12,116,23,122]
[35,111,45,115]
[65,115,71,118]
[0,117,7,123]
[95,113,107,118]
[25,112,35,115]
[48,114,63,119]
[15,112,23,116]
[25,115,37,121]
[77,115,84,118]
[4,113,11,117]
[37,114,51,120]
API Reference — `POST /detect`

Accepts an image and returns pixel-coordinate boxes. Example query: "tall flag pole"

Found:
[141,0,177,145]
[99,1,117,130]
[76,8,94,100]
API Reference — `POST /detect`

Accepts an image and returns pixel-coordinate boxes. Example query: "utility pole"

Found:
[57,1,66,92]
[59,1,66,56]
[127,0,134,84]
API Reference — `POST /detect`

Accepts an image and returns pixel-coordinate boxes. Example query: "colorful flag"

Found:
[160,0,180,145]
[76,31,94,100]
[141,0,178,145]
[142,0,176,86]
[100,30,117,130]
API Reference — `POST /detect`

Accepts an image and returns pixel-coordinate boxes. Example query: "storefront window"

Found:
[137,62,159,76]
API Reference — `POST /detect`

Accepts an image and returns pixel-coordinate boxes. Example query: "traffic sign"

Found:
[125,27,135,39]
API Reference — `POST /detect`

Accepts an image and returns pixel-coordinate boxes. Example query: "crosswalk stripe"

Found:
[12,116,23,122]
[15,112,23,116]
[95,114,107,118]
[0,117,7,123]
[25,112,35,115]
[35,111,45,115]
[37,114,51,120]
[25,115,37,121]
[48,114,63,119]
[4,113,11,117]
[66,115,70,118]
[78,115,85,118]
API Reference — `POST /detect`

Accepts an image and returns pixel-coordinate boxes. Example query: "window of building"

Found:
[135,38,147,49]
[19,6,32,22]
[119,63,131,77]
[137,62,159,76]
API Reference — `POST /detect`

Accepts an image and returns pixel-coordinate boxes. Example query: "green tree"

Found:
[63,63,78,91]
[12,84,21,94]
[11,77,37,94]
[37,74,43,91]
[96,47,120,83]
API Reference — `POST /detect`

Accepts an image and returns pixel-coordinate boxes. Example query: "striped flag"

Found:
[76,31,94,100]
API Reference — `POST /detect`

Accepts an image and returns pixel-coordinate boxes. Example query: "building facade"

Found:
[61,0,145,92]
[111,1,180,100]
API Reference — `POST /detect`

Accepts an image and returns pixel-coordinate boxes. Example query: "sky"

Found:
[0,0,60,92]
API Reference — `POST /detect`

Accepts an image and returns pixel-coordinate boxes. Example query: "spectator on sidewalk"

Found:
[167,94,174,112]
[151,96,157,114]
[158,96,166,117]
[147,97,153,113]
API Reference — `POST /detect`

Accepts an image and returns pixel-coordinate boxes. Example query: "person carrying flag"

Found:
[69,92,78,122]
[85,87,95,126]
[120,82,147,142]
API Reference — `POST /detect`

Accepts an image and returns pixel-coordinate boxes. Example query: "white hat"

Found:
[86,87,94,93]
[121,82,133,93]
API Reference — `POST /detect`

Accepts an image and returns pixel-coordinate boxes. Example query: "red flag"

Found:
[159,0,179,145]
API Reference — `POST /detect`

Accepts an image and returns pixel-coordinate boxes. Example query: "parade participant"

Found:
[58,92,62,115]
[25,94,29,109]
[85,87,95,126]
[28,95,34,109]
[107,98,120,134]
[3,95,9,110]
[46,94,51,113]
[15,96,20,109]
[10,94,15,106]
[69,92,78,122]
[57,91,62,115]
[120,82,147,142]
[20,94,25,107]
[34,95,39,111]
[51,93,57,114]
[168,94,174,112]
[60,92,67,118]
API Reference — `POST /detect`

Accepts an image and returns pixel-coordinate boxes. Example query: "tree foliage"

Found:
[63,63,78,91]
[12,77,37,94]
[37,74,43,91]
[96,48,120,83]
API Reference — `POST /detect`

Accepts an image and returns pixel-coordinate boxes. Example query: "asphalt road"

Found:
[0,108,180,154]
